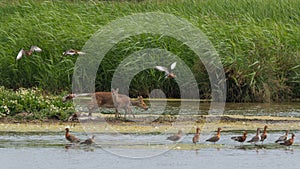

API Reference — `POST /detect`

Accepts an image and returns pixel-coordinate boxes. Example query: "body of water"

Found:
[1,102,300,169]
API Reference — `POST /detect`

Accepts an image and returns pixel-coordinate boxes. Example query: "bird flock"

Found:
[65,125,295,148]
[167,125,296,147]
[16,45,85,60]
[16,46,178,80]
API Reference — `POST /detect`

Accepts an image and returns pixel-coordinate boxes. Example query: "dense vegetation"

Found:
[0,0,299,104]
[0,87,73,120]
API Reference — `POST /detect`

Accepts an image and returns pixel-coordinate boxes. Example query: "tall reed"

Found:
[0,0,299,102]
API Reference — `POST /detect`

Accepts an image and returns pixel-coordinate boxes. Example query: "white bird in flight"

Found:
[16,46,42,60]
[155,62,177,78]
[63,49,85,56]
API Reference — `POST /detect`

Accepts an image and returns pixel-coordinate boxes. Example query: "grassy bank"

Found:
[0,0,299,102]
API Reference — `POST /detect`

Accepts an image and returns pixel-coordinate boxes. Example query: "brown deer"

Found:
[111,88,134,118]
[62,91,148,117]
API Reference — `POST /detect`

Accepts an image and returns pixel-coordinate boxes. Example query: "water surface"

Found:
[1,102,300,169]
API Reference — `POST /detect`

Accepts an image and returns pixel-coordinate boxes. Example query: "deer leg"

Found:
[123,108,127,119]
[87,100,99,116]
[87,102,94,116]
[128,106,134,118]
[115,108,120,118]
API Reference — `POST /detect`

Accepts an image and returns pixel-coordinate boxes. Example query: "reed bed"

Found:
[0,0,299,102]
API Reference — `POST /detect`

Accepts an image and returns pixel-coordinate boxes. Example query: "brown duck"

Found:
[231,131,248,143]
[65,128,80,143]
[206,128,222,144]
[16,46,42,60]
[280,133,295,146]
[167,130,182,142]
[275,130,289,143]
[192,127,200,144]
[260,125,268,143]
[247,128,261,144]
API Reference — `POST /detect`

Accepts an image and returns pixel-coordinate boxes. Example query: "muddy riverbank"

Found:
[1,114,300,133]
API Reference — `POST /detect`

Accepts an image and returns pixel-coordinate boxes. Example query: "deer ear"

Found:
[116,88,119,92]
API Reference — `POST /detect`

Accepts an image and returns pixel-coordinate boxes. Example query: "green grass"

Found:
[0,0,299,102]
[0,86,74,120]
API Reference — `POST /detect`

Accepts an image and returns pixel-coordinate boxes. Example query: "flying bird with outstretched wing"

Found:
[155,61,177,79]
[16,46,42,60]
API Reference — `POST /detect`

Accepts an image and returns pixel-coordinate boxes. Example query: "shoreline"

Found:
[1,115,300,133]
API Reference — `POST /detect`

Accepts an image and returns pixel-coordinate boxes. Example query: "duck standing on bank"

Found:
[231,131,247,144]
[275,130,289,143]
[247,128,261,145]
[167,130,182,142]
[206,127,222,144]
[192,127,200,144]
[260,125,268,144]
[280,133,295,146]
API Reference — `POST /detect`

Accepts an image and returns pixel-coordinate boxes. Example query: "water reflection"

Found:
[145,101,300,117]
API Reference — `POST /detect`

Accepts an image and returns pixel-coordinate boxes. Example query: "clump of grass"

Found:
[0,86,74,120]
[0,0,299,102]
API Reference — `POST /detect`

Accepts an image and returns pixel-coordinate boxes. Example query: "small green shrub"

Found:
[0,86,74,120]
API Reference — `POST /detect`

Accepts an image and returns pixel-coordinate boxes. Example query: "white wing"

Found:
[63,51,70,55]
[63,50,73,56]
[31,46,42,52]
[155,66,169,73]
[170,62,177,70]
[16,49,24,60]
[77,51,86,55]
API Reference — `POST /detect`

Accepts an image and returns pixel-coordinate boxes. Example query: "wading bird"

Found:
[65,127,80,143]
[192,127,200,144]
[280,133,295,146]
[275,130,289,143]
[16,46,42,60]
[260,125,268,144]
[231,131,248,144]
[155,62,177,78]
[247,128,261,144]
[206,127,222,144]
[167,130,182,142]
